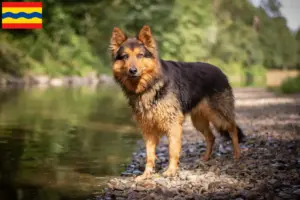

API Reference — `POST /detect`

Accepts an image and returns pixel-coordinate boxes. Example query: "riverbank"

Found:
[97,88,300,200]
[0,73,115,88]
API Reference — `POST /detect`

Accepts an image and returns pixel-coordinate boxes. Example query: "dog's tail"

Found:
[219,125,245,143]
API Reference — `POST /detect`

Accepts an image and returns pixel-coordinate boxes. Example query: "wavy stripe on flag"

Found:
[2,18,42,24]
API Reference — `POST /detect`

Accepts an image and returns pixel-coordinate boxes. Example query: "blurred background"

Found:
[0,0,299,200]
[0,0,299,89]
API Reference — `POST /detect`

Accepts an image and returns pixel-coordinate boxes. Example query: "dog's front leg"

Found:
[135,131,159,181]
[163,122,183,177]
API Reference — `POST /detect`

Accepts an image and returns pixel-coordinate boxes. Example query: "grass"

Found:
[279,75,300,94]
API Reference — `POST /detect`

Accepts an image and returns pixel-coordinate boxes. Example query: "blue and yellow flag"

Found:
[2,2,42,29]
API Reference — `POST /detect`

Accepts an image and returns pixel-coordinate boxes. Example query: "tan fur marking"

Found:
[192,98,231,131]
[163,116,184,176]
[112,47,160,94]
[135,130,159,180]
[191,109,215,161]
[110,27,127,55]
[138,25,157,56]
[132,90,183,179]
[111,25,160,94]
[134,91,181,132]
[191,89,241,160]
[227,123,241,159]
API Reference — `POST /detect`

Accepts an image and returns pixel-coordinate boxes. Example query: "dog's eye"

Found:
[121,54,129,60]
[137,53,144,59]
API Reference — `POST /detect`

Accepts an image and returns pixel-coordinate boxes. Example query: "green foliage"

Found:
[295,30,300,69]
[279,75,300,94]
[0,0,299,85]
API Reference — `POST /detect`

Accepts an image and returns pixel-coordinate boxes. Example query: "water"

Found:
[0,85,140,200]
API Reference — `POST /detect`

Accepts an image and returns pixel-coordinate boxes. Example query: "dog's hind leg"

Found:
[224,121,241,159]
[191,109,215,161]
[207,89,242,160]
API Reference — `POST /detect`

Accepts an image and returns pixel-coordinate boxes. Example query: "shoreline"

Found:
[98,88,300,200]
[0,74,115,88]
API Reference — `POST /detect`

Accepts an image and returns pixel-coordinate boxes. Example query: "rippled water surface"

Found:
[0,86,140,200]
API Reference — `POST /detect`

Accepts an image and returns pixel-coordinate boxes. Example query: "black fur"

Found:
[159,60,231,114]
[220,125,246,143]
[114,39,153,61]
[156,60,246,141]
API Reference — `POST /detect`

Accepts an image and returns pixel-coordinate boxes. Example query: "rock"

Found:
[112,190,126,198]
[187,175,198,182]
[121,172,132,176]
[101,88,300,200]
[271,162,286,170]
[50,78,64,86]
[132,170,142,175]
[127,191,139,200]
[135,185,146,191]
[114,183,126,191]
[31,75,50,85]
[6,76,25,85]
[293,188,300,195]
[139,181,156,190]
[154,178,168,186]
[99,74,114,84]
[278,191,292,199]
[163,190,177,198]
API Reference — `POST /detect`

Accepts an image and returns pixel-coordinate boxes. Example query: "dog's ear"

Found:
[110,27,127,55]
[138,25,156,54]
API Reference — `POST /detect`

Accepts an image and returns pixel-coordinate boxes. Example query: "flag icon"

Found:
[2,2,42,29]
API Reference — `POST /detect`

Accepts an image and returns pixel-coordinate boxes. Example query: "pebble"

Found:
[154,178,168,186]
[293,188,300,195]
[99,89,300,200]
[113,184,126,191]
[278,191,292,199]
[187,175,198,182]
[132,170,142,175]
[135,186,146,191]
[121,172,132,176]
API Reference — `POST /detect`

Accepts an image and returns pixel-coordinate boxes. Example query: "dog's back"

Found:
[160,60,232,114]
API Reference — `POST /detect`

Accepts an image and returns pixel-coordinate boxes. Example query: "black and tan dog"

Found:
[110,25,245,181]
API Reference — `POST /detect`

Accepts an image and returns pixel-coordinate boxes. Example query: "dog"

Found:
[109,25,245,181]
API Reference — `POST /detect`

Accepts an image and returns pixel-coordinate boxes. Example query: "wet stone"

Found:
[116,197,126,200]
[132,170,142,175]
[278,191,292,199]
[121,172,132,176]
[101,89,300,200]
[154,178,167,186]
[293,188,300,195]
[135,185,146,192]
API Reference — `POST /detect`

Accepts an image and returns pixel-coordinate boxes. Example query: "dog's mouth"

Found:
[128,73,141,79]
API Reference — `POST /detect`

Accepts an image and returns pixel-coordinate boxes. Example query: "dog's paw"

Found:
[162,168,177,177]
[201,155,210,161]
[234,151,241,160]
[135,169,153,182]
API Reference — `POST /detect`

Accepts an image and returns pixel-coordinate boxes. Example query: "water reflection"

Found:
[0,86,140,200]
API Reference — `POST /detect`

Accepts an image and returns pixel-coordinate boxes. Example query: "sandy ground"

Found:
[98,88,300,200]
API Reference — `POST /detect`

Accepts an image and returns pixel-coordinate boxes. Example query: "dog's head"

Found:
[110,25,160,94]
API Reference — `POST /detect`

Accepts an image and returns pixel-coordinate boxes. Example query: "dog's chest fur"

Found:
[126,81,181,133]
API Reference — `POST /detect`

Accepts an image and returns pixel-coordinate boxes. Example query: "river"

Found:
[0,85,140,200]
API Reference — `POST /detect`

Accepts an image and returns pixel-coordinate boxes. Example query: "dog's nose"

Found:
[129,67,138,75]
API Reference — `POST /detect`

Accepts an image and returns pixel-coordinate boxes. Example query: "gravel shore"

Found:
[98,88,300,200]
